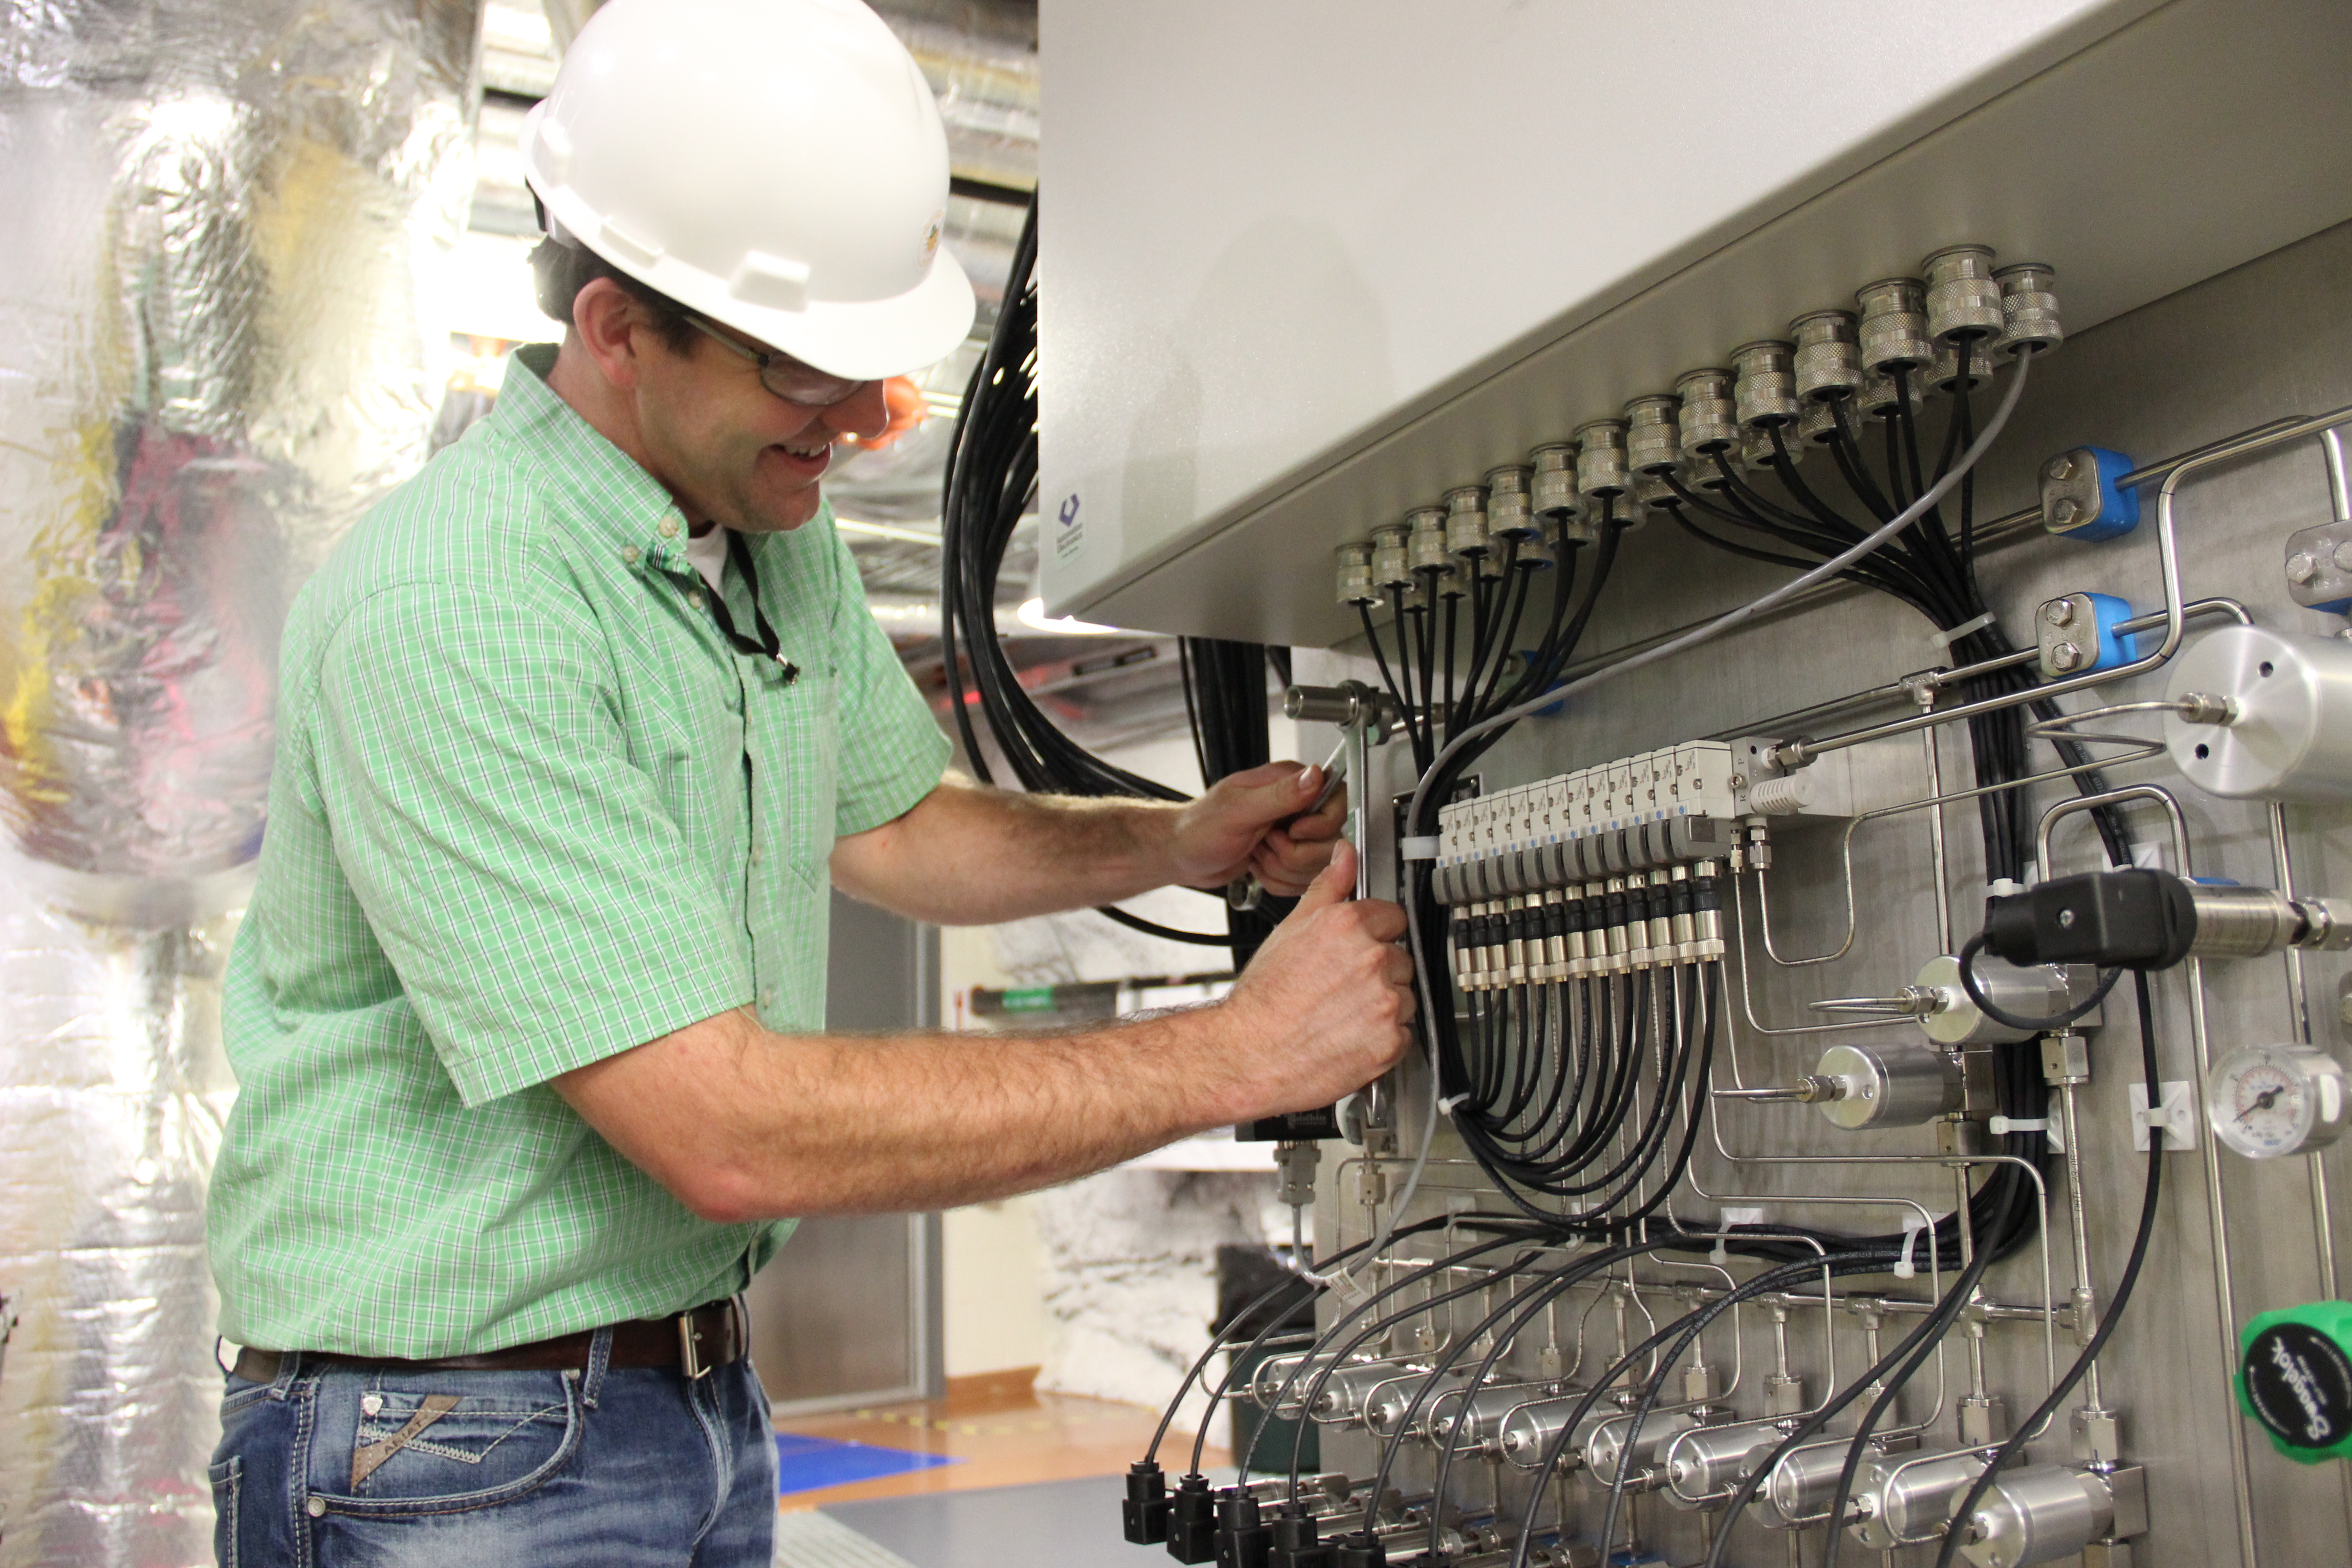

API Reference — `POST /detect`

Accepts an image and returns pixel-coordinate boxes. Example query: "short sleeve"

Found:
[313,583,753,1106]
[821,519,951,837]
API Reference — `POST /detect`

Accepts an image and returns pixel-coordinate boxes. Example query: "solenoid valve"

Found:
[1957,1463,2146,1568]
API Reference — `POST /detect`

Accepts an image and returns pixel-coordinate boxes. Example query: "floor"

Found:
[773,1367,1228,1513]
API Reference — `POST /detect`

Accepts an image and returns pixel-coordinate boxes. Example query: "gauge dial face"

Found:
[2207,1044,2347,1159]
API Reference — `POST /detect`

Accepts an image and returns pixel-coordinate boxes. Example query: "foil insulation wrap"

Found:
[0,1,482,1562]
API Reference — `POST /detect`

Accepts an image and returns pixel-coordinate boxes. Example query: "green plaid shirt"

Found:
[208,344,949,1357]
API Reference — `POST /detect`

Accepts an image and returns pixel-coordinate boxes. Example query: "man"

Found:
[202,0,1414,1561]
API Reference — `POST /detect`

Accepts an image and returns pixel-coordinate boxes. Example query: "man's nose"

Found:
[820,380,892,444]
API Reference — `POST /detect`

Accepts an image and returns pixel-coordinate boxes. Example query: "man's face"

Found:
[627,310,892,534]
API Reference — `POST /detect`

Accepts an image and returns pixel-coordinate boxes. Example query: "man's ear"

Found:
[571,278,647,391]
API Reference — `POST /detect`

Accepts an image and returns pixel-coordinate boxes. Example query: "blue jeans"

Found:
[209,1328,776,1566]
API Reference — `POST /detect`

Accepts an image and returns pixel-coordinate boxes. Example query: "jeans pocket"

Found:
[209,1455,240,1568]
[316,1369,582,1517]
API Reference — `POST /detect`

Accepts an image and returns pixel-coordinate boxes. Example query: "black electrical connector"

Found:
[1215,1487,1272,1568]
[1981,867,2198,970]
[1125,1460,1172,1544]
[1167,1473,1220,1563]
[1331,1531,1387,1568]
[1268,1504,1330,1568]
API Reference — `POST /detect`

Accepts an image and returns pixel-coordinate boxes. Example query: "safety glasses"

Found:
[680,311,874,410]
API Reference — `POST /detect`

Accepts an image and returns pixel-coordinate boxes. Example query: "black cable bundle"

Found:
[1179,637,1292,967]
[937,196,1285,963]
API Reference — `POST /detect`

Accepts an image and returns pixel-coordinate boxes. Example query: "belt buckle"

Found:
[677,1310,711,1380]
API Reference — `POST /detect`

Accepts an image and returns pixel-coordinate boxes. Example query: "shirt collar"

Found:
[494,343,699,576]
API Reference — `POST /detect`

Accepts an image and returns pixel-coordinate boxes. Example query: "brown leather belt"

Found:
[234,1298,745,1384]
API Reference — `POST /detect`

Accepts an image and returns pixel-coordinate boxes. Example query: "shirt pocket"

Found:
[745,658,839,897]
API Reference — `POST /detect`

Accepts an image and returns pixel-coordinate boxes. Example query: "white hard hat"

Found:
[521,0,976,381]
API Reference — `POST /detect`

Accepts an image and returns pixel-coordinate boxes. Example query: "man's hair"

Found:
[529,237,700,354]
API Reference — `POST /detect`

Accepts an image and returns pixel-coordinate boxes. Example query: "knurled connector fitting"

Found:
[1444,484,1491,559]
[1622,394,1683,475]
[1790,308,1863,402]
[1856,276,1933,371]
[1731,339,1800,427]
[1921,244,2006,343]
[1530,441,1583,525]
[1798,399,1840,449]
[1335,541,1377,607]
[1994,261,2063,356]
[1485,463,1539,540]
[1930,339,1997,396]
[1405,505,1455,583]
[1743,424,1796,473]
[1573,418,1631,499]
[1673,367,1740,456]
[1631,469,1676,514]
[1858,363,1925,421]
[1368,523,1411,592]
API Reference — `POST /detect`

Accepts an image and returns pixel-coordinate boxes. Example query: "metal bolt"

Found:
[2332,543,2352,573]
[2289,551,2321,583]
[2046,454,2077,481]
[2048,641,2083,672]
[2052,497,2080,526]
[2058,908,2077,927]
[2043,598,2075,627]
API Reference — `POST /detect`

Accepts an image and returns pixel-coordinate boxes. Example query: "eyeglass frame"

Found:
[678,310,876,410]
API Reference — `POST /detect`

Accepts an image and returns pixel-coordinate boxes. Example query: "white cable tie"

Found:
[1894,1216,1926,1280]
[1927,610,1996,652]
[1401,836,1441,861]
[1438,1092,1472,1116]
[1988,1116,2048,1137]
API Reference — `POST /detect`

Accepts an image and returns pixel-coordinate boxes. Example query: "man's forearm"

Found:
[559,1005,1251,1219]
[832,776,1199,925]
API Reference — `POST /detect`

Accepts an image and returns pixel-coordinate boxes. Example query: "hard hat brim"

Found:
[717,246,979,383]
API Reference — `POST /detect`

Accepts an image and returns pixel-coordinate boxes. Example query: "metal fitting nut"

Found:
[1858,363,1925,420]
[1485,464,1539,540]
[1335,542,1377,607]
[1673,367,1740,456]
[1405,505,1455,578]
[1731,339,1800,427]
[1368,523,1411,591]
[1529,442,1582,521]
[1856,277,1933,371]
[1622,394,1683,475]
[1444,485,1491,559]
[1931,339,1997,395]
[1798,399,1840,448]
[1994,261,2063,356]
[1573,418,1632,500]
[1921,244,2006,343]
[1790,309,1864,401]
[2289,551,2321,584]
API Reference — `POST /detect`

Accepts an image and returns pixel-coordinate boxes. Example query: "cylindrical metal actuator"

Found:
[1311,1359,1435,1424]
[2164,624,2352,801]
[1674,367,1741,456]
[1851,1450,1992,1551]
[1959,1464,2119,1568]
[1813,1040,1965,1130]
[1499,1395,1613,1471]
[1754,1439,1865,1529]
[1664,1421,1780,1509]
[1922,244,2007,343]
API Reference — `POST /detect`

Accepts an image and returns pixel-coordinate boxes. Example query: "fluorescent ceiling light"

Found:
[1017,598,1119,636]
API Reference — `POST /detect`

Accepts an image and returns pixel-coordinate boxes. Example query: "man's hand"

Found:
[1168,760,1348,896]
[1215,842,1415,1114]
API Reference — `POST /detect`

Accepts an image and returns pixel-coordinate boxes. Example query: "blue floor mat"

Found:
[775,1433,960,1496]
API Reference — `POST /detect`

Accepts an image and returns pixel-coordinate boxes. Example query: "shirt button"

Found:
[688,591,706,610]
[659,519,680,539]
[361,1393,383,1416]
[749,843,764,865]
[760,986,776,1009]
[305,1497,327,1518]
[621,545,640,564]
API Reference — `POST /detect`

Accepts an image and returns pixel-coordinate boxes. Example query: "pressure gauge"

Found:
[2205,1043,2352,1159]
